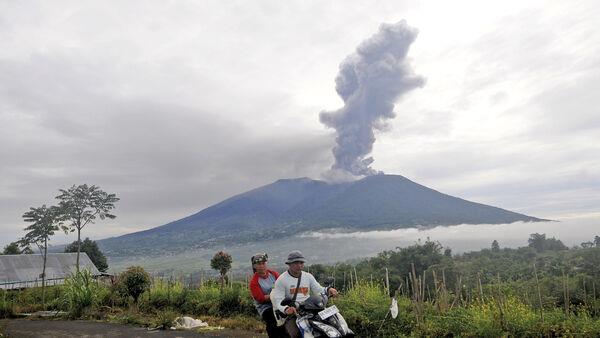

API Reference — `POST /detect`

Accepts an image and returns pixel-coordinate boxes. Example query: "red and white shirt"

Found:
[249,269,280,316]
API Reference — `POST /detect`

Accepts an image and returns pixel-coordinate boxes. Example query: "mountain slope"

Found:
[99,174,545,255]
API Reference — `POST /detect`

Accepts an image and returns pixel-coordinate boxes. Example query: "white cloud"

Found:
[1,0,599,247]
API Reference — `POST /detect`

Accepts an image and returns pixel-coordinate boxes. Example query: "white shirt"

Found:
[270,270,326,313]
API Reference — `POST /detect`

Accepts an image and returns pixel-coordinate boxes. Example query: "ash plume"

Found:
[320,20,425,180]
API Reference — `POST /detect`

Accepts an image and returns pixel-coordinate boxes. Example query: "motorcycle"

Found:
[281,278,354,338]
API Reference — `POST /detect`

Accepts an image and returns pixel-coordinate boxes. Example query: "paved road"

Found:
[0,319,266,338]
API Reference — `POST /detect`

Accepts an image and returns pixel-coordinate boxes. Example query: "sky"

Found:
[1,0,599,249]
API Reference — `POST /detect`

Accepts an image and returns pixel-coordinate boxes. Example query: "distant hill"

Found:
[98,174,545,256]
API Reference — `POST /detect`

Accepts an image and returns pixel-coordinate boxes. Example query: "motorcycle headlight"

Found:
[312,321,342,337]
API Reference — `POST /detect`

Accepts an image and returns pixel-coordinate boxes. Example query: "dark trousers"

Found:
[262,308,288,338]
[284,316,301,338]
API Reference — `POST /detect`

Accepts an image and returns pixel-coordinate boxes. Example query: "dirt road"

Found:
[0,319,266,338]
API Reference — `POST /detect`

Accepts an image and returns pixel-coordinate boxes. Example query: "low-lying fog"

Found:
[302,213,600,253]
[108,213,600,274]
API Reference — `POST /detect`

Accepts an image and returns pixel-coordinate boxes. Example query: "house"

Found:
[0,252,101,289]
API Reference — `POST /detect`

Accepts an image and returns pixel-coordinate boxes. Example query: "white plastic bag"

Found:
[390,297,398,319]
[171,316,209,330]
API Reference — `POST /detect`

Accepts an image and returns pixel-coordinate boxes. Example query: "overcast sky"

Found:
[1,0,599,248]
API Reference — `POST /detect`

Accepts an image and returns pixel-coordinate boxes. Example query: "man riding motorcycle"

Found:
[270,250,338,338]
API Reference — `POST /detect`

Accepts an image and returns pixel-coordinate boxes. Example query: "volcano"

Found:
[98,174,545,256]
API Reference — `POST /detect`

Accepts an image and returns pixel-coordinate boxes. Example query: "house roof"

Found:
[0,253,100,285]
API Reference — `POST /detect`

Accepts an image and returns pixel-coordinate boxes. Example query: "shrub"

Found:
[118,266,151,304]
[334,282,412,337]
[153,309,178,329]
[0,296,15,318]
[99,281,128,308]
[211,251,232,289]
[185,286,221,315]
[145,279,187,310]
[218,288,243,316]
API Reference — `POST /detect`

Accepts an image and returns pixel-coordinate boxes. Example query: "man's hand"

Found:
[285,306,297,315]
[328,288,338,297]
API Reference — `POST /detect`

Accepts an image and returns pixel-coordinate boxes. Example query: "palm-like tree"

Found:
[20,205,61,308]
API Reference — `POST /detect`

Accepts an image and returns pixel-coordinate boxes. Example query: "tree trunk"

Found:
[76,227,81,272]
[42,237,47,310]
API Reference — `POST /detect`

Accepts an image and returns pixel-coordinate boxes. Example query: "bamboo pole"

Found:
[333,265,337,289]
[411,263,422,324]
[562,271,569,316]
[385,268,390,297]
[450,275,461,310]
[495,273,506,330]
[594,281,597,316]
[422,271,426,302]
[478,273,484,303]
[583,278,588,309]
[432,269,439,312]
[533,263,544,323]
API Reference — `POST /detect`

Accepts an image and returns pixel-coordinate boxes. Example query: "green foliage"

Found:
[20,205,61,254]
[65,237,109,272]
[150,282,255,317]
[118,266,151,303]
[153,309,177,329]
[528,233,568,252]
[359,238,451,292]
[491,240,500,252]
[63,269,101,317]
[56,184,119,231]
[56,183,119,270]
[2,242,21,255]
[210,251,232,289]
[144,279,187,310]
[217,287,254,317]
[0,290,15,318]
[183,285,221,315]
[7,234,600,336]
[334,282,412,337]
[20,204,63,309]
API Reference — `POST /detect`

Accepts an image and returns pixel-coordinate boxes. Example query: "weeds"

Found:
[62,269,100,317]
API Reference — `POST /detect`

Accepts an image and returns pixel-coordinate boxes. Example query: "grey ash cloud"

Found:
[320,20,425,179]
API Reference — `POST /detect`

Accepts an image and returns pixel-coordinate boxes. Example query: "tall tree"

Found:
[56,184,119,271]
[2,242,21,255]
[491,240,500,252]
[528,233,547,252]
[211,251,232,290]
[2,241,34,255]
[20,205,61,308]
[64,237,109,272]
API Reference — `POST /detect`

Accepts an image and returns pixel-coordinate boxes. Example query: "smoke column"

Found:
[320,20,425,179]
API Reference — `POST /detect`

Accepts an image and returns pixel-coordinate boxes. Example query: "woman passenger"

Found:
[249,253,285,337]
